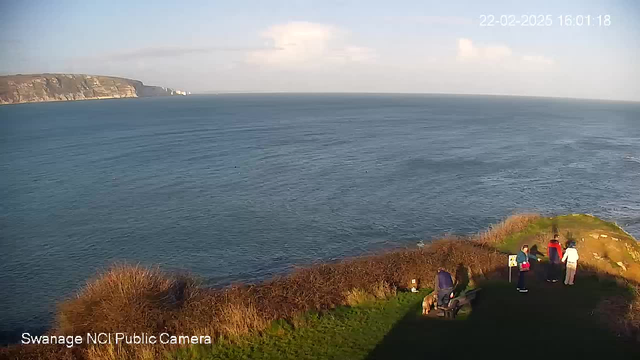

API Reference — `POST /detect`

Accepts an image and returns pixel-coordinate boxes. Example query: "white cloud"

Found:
[522,55,554,65]
[247,22,376,68]
[457,38,553,71]
[457,38,478,59]
[77,46,276,62]
[484,45,512,61]
[457,38,512,62]
[342,46,377,62]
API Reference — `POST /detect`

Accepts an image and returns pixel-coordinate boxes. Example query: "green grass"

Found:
[498,214,635,254]
[169,290,433,360]
[168,215,640,359]
[170,274,639,359]
[368,275,638,359]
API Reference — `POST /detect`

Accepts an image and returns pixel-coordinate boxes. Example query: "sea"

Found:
[1,94,639,341]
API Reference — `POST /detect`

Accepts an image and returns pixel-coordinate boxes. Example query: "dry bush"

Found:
[85,344,155,360]
[217,300,268,338]
[343,280,396,306]
[239,239,504,320]
[0,344,76,360]
[372,281,396,299]
[56,264,196,336]
[475,213,540,244]
[9,214,534,359]
[67,240,504,347]
[344,288,374,306]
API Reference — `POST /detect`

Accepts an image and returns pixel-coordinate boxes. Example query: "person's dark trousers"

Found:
[517,271,526,289]
[547,262,559,281]
[438,287,453,307]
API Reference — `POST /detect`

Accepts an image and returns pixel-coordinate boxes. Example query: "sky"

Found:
[1,0,639,101]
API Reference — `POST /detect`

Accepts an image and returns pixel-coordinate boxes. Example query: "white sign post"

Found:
[508,255,517,283]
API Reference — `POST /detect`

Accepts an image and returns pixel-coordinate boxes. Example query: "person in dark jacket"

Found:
[516,244,541,293]
[547,234,564,283]
[434,268,455,308]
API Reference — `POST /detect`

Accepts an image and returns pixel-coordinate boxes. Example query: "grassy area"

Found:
[370,277,640,358]
[497,214,635,253]
[498,214,640,281]
[170,290,433,360]
[4,214,639,359]
[171,276,639,359]
[167,214,640,359]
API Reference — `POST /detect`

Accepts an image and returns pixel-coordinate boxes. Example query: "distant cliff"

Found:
[0,74,188,105]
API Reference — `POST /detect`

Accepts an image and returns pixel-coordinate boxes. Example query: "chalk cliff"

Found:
[0,74,187,105]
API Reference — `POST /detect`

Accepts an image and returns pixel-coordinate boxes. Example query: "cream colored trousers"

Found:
[565,262,577,285]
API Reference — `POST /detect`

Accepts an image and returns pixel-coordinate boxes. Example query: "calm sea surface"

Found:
[1,94,639,339]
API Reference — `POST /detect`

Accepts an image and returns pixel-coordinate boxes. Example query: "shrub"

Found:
[85,343,155,360]
[217,300,268,339]
[344,288,374,306]
[475,213,540,244]
[56,264,196,336]
[1,213,549,359]
[371,281,396,300]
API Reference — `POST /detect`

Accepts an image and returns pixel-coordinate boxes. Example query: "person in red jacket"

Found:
[547,234,563,283]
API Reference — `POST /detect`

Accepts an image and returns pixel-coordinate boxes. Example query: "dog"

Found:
[422,293,437,315]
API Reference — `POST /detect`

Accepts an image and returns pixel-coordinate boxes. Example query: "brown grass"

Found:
[475,213,540,244]
[85,344,155,360]
[344,281,396,306]
[0,344,77,360]
[372,281,396,300]
[217,300,268,339]
[344,288,374,306]
[5,213,624,360]
[56,264,196,336]
[0,239,506,360]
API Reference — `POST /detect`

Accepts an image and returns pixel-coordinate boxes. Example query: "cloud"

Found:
[484,45,512,61]
[87,46,280,62]
[522,55,554,65]
[457,38,478,59]
[457,38,512,62]
[457,38,552,69]
[247,21,376,68]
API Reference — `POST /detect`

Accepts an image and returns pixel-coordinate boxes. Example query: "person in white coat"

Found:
[562,242,579,285]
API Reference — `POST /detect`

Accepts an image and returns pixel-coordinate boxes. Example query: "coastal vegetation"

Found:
[1,214,639,359]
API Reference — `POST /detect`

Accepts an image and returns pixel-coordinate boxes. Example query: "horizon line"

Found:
[1,73,637,103]
[192,91,640,104]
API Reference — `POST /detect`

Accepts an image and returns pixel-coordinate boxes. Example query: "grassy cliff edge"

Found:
[2,214,639,359]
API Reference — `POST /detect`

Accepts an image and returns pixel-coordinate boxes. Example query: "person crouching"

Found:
[435,267,455,308]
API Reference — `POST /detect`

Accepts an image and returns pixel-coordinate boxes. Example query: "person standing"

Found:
[562,242,580,285]
[516,244,541,293]
[547,234,563,283]
[434,268,455,308]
